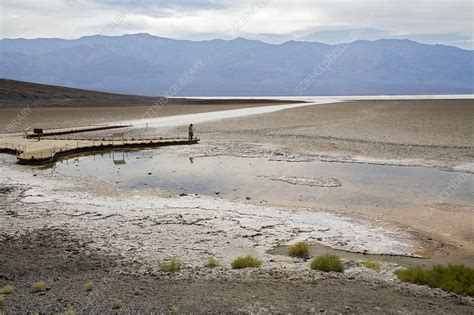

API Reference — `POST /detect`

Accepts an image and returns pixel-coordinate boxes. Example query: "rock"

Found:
[148,172,152,175]
[179,193,188,197]
[246,196,251,200]
[215,191,220,195]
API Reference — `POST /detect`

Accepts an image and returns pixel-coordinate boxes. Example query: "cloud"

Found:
[1,0,472,49]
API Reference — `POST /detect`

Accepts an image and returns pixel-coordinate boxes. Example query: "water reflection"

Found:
[33,149,474,211]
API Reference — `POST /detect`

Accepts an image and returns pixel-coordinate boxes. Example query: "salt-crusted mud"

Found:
[1,162,473,313]
[257,175,342,187]
[0,162,417,270]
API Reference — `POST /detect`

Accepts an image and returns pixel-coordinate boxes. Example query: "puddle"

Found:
[26,149,474,210]
[269,244,474,268]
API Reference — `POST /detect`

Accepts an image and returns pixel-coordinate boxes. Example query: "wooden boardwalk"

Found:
[0,135,198,165]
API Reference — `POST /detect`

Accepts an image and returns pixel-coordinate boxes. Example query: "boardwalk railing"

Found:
[25,124,132,138]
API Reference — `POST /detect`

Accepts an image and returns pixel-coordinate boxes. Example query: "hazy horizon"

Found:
[2,32,473,51]
[1,0,472,49]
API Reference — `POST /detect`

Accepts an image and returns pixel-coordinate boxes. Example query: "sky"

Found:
[1,0,473,49]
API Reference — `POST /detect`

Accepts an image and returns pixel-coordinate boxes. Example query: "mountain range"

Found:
[1,34,472,96]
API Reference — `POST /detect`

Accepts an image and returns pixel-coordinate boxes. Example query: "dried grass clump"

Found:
[231,255,262,269]
[84,280,95,292]
[204,257,220,268]
[310,254,344,272]
[31,281,46,293]
[158,257,182,273]
[288,242,310,259]
[111,299,123,309]
[1,284,14,294]
[363,260,382,272]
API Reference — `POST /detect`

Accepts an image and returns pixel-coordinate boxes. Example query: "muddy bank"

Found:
[1,229,473,314]
[0,162,418,265]
[269,243,474,269]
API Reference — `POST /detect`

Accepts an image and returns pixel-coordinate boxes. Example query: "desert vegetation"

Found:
[31,281,46,293]
[158,257,182,273]
[204,256,220,268]
[63,306,76,315]
[83,280,94,292]
[288,242,310,259]
[1,284,14,294]
[395,264,474,296]
[111,299,123,309]
[310,254,344,272]
[363,260,382,272]
[231,255,262,269]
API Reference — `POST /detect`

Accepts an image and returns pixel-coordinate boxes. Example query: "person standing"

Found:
[188,124,194,140]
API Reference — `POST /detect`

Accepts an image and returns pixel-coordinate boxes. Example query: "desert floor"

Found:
[0,98,473,313]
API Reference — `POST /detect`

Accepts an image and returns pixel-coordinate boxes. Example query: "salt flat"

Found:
[0,96,473,313]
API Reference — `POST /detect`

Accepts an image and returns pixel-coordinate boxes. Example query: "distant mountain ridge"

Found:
[0,79,297,107]
[1,34,473,96]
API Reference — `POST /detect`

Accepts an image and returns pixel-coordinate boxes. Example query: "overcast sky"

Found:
[1,0,473,49]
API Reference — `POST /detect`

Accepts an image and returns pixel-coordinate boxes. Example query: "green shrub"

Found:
[204,256,220,268]
[1,284,14,294]
[231,255,262,269]
[310,254,344,272]
[0,294,5,304]
[363,260,382,272]
[157,257,182,273]
[288,242,310,259]
[83,280,94,292]
[63,306,76,315]
[111,298,123,309]
[31,281,46,293]
[395,264,474,296]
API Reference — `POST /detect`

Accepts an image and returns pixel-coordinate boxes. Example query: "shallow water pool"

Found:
[27,149,474,210]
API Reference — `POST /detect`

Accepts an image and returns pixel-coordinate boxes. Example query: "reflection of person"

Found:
[188,124,194,140]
